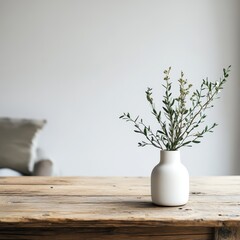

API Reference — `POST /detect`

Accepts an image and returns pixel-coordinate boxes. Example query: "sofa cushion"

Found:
[0,118,46,175]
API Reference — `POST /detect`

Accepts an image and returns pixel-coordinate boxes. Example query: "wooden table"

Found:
[0,176,239,239]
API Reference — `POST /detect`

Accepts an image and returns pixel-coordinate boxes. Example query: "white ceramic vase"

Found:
[151,150,189,206]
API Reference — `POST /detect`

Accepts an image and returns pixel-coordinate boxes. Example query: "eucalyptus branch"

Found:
[120,66,231,151]
[145,87,170,148]
[176,66,231,148]
[119,113,162,149]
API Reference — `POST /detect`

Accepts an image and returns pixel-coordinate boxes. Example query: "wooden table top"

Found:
[0,176,239,228]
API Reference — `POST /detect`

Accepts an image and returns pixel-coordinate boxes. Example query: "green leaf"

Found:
[144,127,147,136]
[146,94,152,103]
[157,130,165,135]
[182,141,191,146]
[163,107,169,113]
[134,130,141,133]
[134,116,139,122]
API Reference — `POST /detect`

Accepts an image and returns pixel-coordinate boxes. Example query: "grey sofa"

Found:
[0,148,53,176]
[0,118,53,177]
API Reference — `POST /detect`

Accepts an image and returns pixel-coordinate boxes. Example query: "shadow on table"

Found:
[119,200,163,209]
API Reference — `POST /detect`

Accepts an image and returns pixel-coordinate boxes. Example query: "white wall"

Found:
[0,0,239,176]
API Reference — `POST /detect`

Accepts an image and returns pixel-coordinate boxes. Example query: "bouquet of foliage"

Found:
[120,66,231,151]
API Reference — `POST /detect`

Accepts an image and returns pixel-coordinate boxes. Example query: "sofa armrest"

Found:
[32,159,53,176]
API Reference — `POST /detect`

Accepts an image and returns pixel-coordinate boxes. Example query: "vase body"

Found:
[151,150,189,206]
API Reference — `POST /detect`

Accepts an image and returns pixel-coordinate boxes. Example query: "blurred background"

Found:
[0,0,239,176]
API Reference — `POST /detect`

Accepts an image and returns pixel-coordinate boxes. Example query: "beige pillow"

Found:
[0,118,46,175]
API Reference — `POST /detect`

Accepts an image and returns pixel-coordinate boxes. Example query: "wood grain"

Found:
[0,176,239,239]
[0,226,213,240]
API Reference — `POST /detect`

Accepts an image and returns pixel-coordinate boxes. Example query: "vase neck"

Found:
[160,150,181,164]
